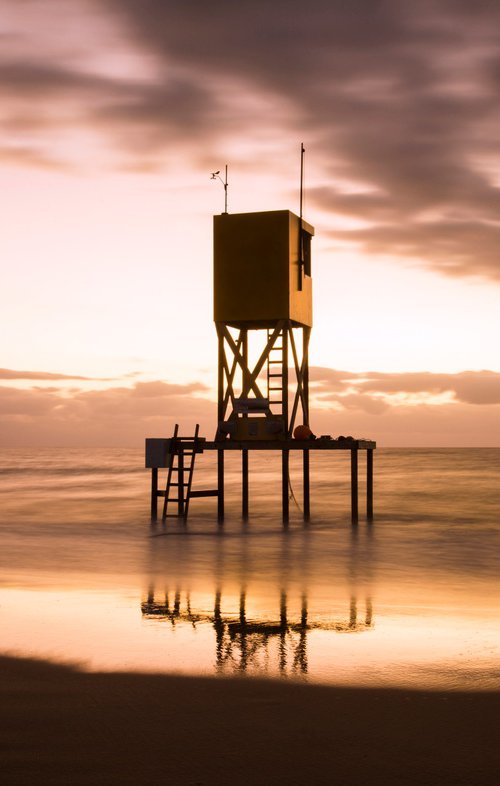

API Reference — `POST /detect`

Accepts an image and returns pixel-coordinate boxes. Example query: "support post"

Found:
[280,590,288,629]
[178,450,184,516]
[241,328,249,414]
[217,324,224,432]
[150,468,158,522]
[367,448,373,520]
[279,589,287,672]
[217,322,225,523]
[217,449,225,522]
[302,327,310,426]
[351,448,358,523]
[282,322,289,525]
[282,322,289,431]
[241,329,249,521]
[242,449,249,520]
[282,449,289,524]
[303,449,310,521]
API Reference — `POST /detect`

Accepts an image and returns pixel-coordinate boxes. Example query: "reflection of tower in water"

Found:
[213,588,308,674]
[141,586,373,677]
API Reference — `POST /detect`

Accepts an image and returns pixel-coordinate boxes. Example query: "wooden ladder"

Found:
[267,327,284,415]
[161,424,218,522]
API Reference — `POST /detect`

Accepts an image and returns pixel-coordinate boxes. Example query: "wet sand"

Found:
[2,655,499,785]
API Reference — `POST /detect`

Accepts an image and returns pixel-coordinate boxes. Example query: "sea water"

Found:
[0,447,499,689]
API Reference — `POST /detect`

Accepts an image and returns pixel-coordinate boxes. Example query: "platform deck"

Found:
[148,436,375,525]
[203,439,376,451]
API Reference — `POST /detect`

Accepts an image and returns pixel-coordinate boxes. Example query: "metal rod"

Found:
[212,166,228,213]
[299,143,305,220]
[242,449,249,520]
[150,467,158,521]
[298,143,305,290]
[217,449,224,522]
[351,448,358,523]
[303,450,310,521]
[224,164,228,214]
[367,448,373,520]
[282,449,289,524]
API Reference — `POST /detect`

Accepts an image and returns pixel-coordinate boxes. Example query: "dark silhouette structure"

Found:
[146,201,375,523]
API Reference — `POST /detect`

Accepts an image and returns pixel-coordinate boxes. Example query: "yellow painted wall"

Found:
[214,210,313,327]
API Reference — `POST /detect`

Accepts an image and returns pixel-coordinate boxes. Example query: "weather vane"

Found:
[210,164,228,214]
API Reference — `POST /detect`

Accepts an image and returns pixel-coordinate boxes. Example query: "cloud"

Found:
[0,387,58,416]
[0,368,99,381]
[3,0,500,278]
[0,59,116,97]
[0,145,71,171]
[310,398,500,447]
[130,381,208,397]
[310,367,500,406]
[307,366,500,444]
[0,378,214,446]
[98,1,500,281]
[1,369,499,447]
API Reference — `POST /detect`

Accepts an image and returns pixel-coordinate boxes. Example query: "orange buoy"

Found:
[293,424,313,440]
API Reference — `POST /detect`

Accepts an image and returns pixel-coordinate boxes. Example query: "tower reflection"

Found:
[141,586,373,677]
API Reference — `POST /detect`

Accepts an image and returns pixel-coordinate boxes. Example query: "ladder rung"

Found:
[268,374,282,378]
[189,489,219,498]
[268,360,282,364]
[170,482,189,487]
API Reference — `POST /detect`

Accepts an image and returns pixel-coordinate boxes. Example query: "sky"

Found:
[1,0,500,446]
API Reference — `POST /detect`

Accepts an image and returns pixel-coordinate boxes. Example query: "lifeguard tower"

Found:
[212,207,315,520]
[214,208,313,439]
[146,163,375,524]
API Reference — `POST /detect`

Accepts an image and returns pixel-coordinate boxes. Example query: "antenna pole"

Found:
[298,143,305,290]
[224,164,228,214]
[299,143,305,220]
[210,166,229,213]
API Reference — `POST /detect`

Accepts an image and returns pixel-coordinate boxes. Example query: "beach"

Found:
[2,654,500,785]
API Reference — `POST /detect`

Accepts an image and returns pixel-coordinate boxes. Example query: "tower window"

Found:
[302,231,311,277]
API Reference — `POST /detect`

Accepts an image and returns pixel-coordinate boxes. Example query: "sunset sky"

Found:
[2,0,500,446]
